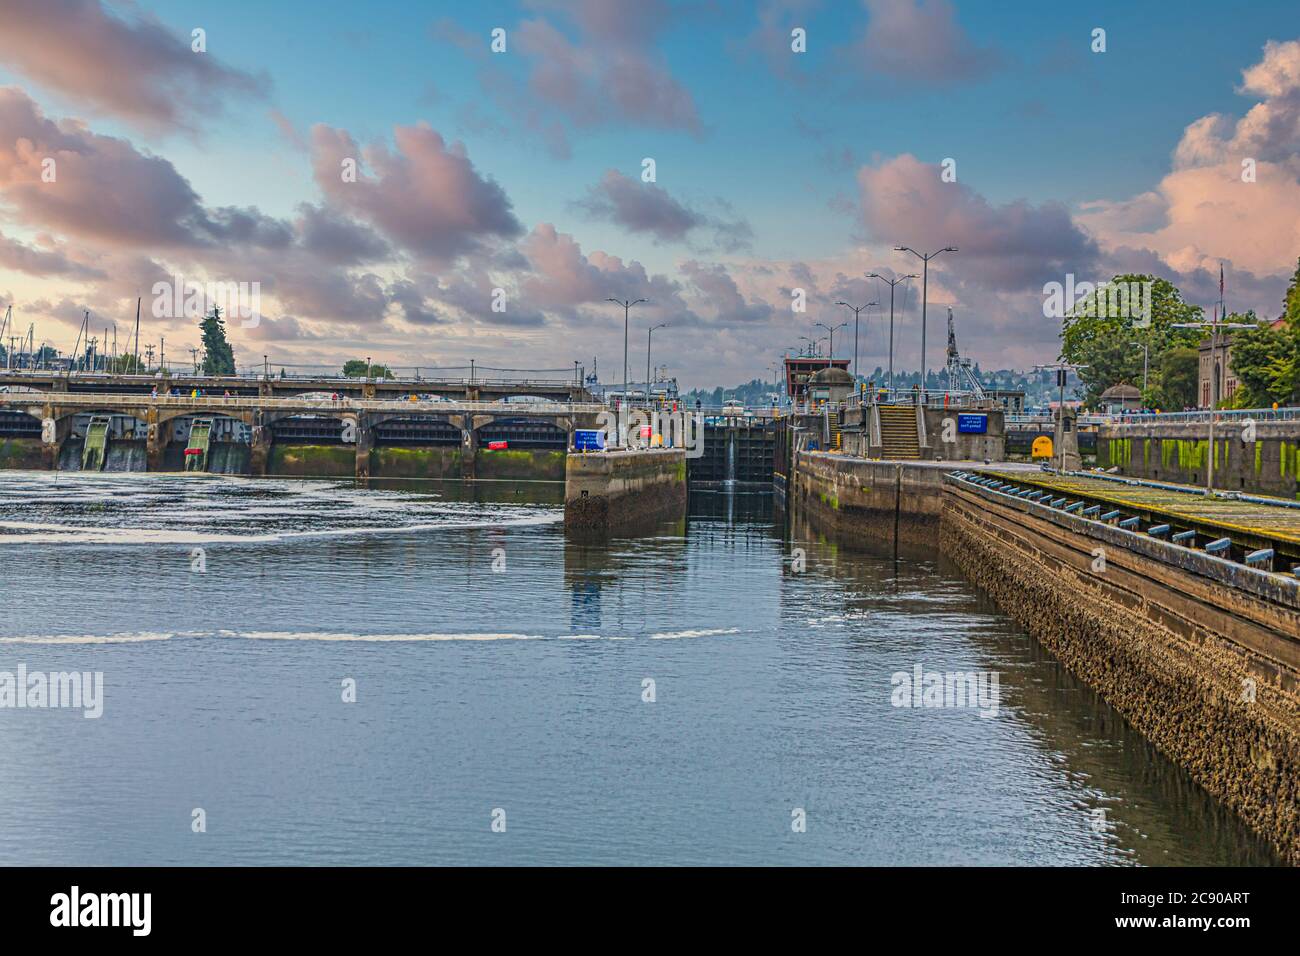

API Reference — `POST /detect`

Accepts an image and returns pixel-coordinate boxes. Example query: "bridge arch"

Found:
[474,416,570,449]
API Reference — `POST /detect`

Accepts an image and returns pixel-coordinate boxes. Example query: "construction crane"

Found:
[944,307,986,400]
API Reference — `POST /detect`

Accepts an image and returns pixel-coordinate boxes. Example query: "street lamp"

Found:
[607,298,647,404]
[646,322,667,405]
[1132,340,1149,394]
[835,300,877,379]
[895,245,957,400]
[866,272,917,396]
[816,321,848,362]
[1034,361,1088,472]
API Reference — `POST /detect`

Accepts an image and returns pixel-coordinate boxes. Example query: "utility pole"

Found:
[866,272,917,397]
[835,299,877,380]
[607,297,647,406]
[895,245,957,402]
[646,323,667,405]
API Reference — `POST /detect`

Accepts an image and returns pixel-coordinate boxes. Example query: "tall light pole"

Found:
[835,300,877,379]
[867,272,917,396]
[1132,340,1149,395]
[607,297,647,404]
[895,246,956,401]
[816,321,847,362]
[646,322,667,405]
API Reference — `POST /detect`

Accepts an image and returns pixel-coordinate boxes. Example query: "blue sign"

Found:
[957,414,988,434]
[573,429,606,451]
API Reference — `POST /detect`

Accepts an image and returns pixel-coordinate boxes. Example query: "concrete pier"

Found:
[564,448,687,533]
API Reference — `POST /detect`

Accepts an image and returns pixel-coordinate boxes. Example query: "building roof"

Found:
[810,366,854,385]
[1100,383,1141,400]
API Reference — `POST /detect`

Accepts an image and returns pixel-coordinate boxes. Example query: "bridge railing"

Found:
[0,393,608,415]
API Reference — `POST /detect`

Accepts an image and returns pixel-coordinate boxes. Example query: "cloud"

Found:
[575,170,701,240]
[1079,39,1300,289]
[0,0,268,131]
[310,122,523,262]
[680,260,773,325]
[853,0,1001,87]
[0,229,104,279]
[518,222,691,317]
[857,154,1098,290]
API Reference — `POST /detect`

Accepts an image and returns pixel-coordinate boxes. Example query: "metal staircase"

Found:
[185,418,212,472]
[878,405,921,459]
[82,415,110,471]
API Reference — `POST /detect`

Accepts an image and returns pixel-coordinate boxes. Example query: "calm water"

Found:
[0,471,1280,865]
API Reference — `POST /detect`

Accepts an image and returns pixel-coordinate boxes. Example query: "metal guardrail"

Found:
[0,393,607,415]
[1114,408,1300,424]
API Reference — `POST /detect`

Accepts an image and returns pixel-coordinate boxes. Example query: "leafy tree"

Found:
[1148,347,1199,411]
[1061,274,1204,406]
[199,306,236,375]
[342,359,393,379]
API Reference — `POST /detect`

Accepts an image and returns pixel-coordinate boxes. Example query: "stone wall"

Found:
[564,448,687,533]
[941,479,1300,864]
[1100,419,1300,498]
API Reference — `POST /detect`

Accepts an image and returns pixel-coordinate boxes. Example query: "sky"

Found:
[0,0,1297,387]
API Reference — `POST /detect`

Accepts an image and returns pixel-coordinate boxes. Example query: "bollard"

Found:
[1118,517,1140,530]
[1205,537,1231,555]
[1244,548,1273,570]
[1082,505,1101,517]
[1147,524,1171,538]
[1100,510,1121,522]
[1172,530,1196,544]
[1065,502,1083,514]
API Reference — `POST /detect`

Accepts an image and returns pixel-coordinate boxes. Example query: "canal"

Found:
[0,471,1280,865]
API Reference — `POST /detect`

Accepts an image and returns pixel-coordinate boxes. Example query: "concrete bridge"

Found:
[0,369,593,404]
[0,392,605,479]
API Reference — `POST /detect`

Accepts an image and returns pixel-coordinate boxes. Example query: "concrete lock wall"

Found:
[921,408,1005,461]
[791,451,945,548]
[941,479,1300,865]
[1100,420,1300,498]
[564,448,687,533]
[789,452,1300,863]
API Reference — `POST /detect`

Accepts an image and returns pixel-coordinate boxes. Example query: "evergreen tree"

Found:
[200,306,236,375]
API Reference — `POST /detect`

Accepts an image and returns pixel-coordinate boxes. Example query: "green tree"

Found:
[1148,346,1199,411]
[199,306,236,375]
[1060,274,1204,406]
[342,359,393,379]
[109,353,145,374]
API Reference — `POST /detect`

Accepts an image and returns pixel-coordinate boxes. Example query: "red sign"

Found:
[487,440,508,450]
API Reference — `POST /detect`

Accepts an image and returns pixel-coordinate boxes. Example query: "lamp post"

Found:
[1034,361,1088,472]
[835,300,877,379]
[816,321,848,362]
[1132,340,1149,394]
[646,322,667,405]
[895,246,957,402]
[866,272,917,397]
[607,297,647,405]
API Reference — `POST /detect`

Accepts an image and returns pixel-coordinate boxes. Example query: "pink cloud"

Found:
[0,0,267,131]
[311,122,522,262]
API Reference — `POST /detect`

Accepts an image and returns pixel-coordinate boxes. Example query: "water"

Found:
[0,471,1280,865]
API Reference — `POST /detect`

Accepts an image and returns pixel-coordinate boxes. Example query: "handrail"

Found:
[0,393,608,414]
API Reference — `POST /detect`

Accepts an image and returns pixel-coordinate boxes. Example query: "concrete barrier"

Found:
[564,448,686,533]
[790,451,947,548]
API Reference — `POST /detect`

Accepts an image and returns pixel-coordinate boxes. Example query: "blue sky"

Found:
[1,1,1297,385]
